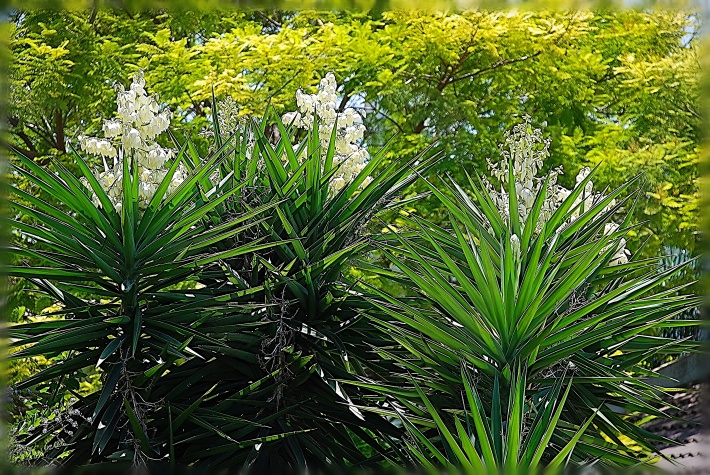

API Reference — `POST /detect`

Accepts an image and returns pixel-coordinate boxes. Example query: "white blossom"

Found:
[79,70,186,211]
[282,72,371,194]
[102,119,122,138]
[482,118,562,234]
[603,222,632,265]
[79,136,117,159]
[122,128,142,150]
[510,234,521,260]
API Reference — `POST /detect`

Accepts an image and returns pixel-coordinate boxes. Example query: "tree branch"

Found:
[364,102,405,135]
[88,0,98,24]
[449,51,542,85]
[8,116,39,158]
[23,121,56,151]
[257,11,282,32]
[337,89,353,112]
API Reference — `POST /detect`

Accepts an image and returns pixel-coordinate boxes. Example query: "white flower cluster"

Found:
[484,118,630,265]
[483,120,562,235]
[200,96,255,185]
[568,167,630,265]
[79,71,186,213]
[201,95,248,144]
[603,221,631,266]
[282,73,372,193]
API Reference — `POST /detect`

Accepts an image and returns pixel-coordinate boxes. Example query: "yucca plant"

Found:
[358,120,700,473]
[398,366,595,475]
[176,75,440,471]
[5,74,284,469]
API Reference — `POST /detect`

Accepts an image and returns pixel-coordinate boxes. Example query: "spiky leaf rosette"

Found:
[5,124,285,468]
[394,364,598,475]
[358,139,700,471]
[186,91,440,471]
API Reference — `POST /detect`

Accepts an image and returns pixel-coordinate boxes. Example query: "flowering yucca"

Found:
[7,73,282,469]
[180,74,439,471]
[9,67,692,472]
[8,70,436,471]
[359,120,699,473]
[78,71,187,212]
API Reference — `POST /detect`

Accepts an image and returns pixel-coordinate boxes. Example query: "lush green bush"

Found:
[6,73,288,468]
[356,121,701,473]
[7,72,699,473]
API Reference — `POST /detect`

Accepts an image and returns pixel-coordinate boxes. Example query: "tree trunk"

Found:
[55,110,66,153]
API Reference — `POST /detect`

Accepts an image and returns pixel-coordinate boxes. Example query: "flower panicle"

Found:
[484,116,629,265]
[78,70,187,213]
[282,72,373,193]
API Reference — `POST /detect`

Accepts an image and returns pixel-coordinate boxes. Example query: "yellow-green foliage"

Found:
[8,304,102,395]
